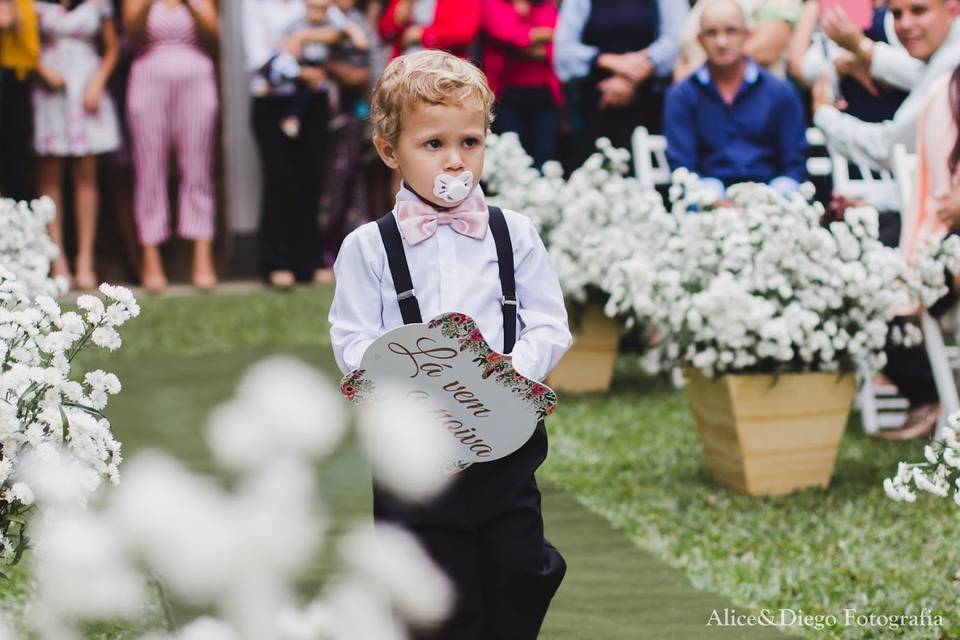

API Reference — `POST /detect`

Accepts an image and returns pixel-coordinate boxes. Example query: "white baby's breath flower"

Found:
[8,482,33,506]
[91,326,121,351]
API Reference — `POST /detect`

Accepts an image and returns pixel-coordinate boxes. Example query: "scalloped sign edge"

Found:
[339,312,558,470]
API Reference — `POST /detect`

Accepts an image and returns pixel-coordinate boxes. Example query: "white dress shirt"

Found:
[814,19,960,172]
[329,185,572,381]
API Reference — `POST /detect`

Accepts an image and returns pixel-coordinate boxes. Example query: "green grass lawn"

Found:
[3,288,957,638]
[541,362,960,639]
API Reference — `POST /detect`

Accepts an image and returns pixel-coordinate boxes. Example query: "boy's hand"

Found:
[0,0,16,30]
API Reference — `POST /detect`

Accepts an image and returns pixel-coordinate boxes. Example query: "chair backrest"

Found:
[891,143,917,217]
[805,127,833,177]
[830,149,898,207]
[632,126,671,189]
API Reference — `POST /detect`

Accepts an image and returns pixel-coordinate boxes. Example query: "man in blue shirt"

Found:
[663,0,807,201]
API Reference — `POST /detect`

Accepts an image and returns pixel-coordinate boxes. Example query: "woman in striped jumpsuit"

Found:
[123,0,219,291]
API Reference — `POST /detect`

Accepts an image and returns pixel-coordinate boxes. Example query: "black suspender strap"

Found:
[375,207,518,352]
[487,206,518,354]
[376,212,423,325]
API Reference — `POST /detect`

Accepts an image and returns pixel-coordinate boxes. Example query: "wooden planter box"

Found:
[547,305,621,393]
[685,370,856,496]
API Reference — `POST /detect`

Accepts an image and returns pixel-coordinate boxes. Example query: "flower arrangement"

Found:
[0,268,138,563]
[0,197,65,298]
[615,172,960,378]
[483,133,667,326]
[18,357,454,640]
[883,412,960,506]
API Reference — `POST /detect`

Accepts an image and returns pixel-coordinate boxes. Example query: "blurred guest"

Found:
[258,0,368,139]
[244,0,343,287]
[554,0,688,168]
[124,0,219,292]
[482,0,562,169]
[316,0,373,282]
[363,0,389,83]
[675,0,801,80]
[874,65,960,439]
[789,0,907,123]
[379,0,480,60]
[0,0,39,201]
[33,0,121,289]
[664,0,807,200]
[812,0,960,172]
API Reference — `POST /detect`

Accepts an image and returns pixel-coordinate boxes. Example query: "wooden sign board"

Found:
[341,313,558,472]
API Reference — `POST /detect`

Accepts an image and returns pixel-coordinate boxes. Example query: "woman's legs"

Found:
[293,91,328,282]
[72,155,99,289]
[252,96,299,286]
[173,66,219,289]
[37,155,69,283]
[128,63,172,290]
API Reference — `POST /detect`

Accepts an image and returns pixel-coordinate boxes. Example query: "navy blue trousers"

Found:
[373,421,566,639]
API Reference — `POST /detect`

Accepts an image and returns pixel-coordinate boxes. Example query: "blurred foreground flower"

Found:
[24,356,453,640]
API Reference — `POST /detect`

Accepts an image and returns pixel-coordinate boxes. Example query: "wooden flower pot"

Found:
[547,305,621,393]
[684,369,856,496]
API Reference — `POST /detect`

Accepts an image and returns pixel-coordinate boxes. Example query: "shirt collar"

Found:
[694,58,760,86]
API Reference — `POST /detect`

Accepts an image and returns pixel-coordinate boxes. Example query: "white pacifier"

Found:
[433,171,474,204]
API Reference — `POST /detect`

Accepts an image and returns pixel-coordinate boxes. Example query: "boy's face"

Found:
[375,100,487,208]
[306,0,331,24]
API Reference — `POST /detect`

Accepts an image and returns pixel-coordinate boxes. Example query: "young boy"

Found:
[329,50,571,639]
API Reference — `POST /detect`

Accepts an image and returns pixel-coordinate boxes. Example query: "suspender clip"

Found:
[502,295,518,307]
[397,288,416,302]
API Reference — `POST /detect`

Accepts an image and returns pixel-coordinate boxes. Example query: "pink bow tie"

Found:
[395,194,489,245]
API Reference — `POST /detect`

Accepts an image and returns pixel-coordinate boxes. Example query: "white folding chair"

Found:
[889,144,960,440]
[631,127,671,189]
[805,127,833,178]
[831,150,901,212]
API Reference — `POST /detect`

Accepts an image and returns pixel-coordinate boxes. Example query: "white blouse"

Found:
[329,185,572,382]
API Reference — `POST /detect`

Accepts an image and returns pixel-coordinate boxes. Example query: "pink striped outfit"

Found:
[127,0,218,245]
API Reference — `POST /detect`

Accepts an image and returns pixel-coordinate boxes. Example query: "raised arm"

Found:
[184,0,220,50]
[84,6,121,112]
[122,0,153,48]
[746,19,793,69]
[787,0,819,86]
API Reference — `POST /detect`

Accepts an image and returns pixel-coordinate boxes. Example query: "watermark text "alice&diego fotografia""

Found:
[707,608,943,631]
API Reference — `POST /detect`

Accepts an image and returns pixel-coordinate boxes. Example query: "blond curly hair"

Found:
[371,50,495,147]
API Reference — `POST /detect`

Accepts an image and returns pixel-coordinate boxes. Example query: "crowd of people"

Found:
[2,0,960,433]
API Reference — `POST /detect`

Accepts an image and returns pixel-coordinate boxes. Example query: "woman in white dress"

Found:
[33,0,120,289]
